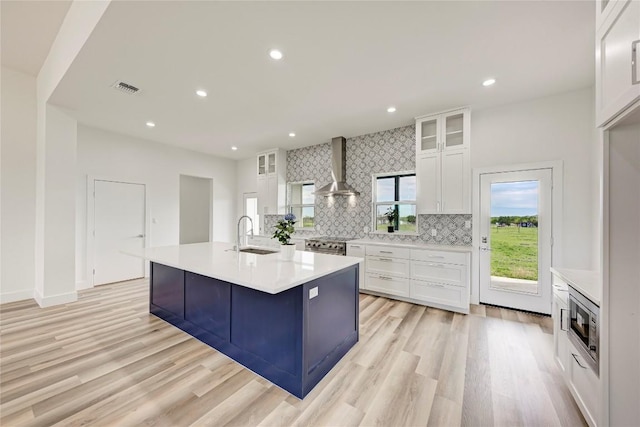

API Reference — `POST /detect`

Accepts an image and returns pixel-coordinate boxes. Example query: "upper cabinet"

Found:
[415,108,471,214]
[256,149,287,233]
[595,0,640,127]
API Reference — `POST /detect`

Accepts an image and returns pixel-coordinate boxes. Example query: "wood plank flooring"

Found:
[0,279,586,426]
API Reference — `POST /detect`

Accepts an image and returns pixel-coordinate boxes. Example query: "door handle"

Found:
[571,353,588,369]
[135,234,144,238]
[560,308,568,331]
[480,247,491,252]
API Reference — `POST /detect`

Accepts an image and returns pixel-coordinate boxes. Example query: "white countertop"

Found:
[348,239,472,253]
[125,242,361,295]
[550,267,602,306]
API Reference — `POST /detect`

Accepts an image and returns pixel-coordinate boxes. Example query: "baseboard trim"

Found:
[0,290,35,304]
[76,280,92,290]
[33,288,78,308]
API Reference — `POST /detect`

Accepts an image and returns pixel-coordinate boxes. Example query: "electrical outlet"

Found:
[465,220,471,229]
[363,225,369,233]
[431,229,437,237]
[309,287,319,299]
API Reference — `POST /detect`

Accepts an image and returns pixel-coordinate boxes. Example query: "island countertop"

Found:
[126,242,361,294]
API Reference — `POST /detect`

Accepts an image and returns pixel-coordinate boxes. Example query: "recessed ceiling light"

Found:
[146,121,155,128]
[196,90,207,97]
[289,132,296,137]
[269,49,283,60]
[482,78,496,87]
[387,106,396,113]
[231,146,238,151]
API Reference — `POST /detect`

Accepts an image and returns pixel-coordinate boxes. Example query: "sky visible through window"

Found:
[491,180,538,217]
[376,176,416,202]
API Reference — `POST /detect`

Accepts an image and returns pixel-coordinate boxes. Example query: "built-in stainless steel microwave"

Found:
[568,285,599,376]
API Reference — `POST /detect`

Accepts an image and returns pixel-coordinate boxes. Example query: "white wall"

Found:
[0,67,37,303]
[236,156,257,219]
[472,87,598,270]
[76,125,237,286]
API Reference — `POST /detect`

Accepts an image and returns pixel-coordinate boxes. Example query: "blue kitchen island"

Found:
[127,242,361,399]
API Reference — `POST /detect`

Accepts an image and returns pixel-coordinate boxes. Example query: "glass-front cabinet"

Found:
[416,109,469,155]
[257,154,267,176]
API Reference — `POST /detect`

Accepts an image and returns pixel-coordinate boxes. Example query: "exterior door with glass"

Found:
[479,169,552,314]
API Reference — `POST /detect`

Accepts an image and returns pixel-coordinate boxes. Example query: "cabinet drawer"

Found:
[411,249,467,265]
[365,245,410,259]
[410,280,466,309]
[568,341,600,427]
[347,244,366,258]
[411,260,466,287]
[366,274,410,297]
[366,256,410,278]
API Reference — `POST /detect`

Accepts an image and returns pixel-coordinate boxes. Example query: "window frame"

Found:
[372,170,417,233]
[287,181,316,229]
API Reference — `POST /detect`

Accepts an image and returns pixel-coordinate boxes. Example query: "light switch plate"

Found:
[309,287,319,299]
[431,229,437,237]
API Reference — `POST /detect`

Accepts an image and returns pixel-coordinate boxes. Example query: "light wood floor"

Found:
[0,279,586,427]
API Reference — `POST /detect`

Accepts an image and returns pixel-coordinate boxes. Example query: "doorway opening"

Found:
[179,175,213,244]
[477,166,557,315]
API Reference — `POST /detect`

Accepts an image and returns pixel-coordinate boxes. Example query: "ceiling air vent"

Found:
[111,80,141,95]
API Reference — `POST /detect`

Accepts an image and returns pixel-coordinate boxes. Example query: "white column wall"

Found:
[0,67,37,303]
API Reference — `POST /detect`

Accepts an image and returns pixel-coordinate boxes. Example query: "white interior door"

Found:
[479,169,552,314]
[243,193,258,234]
[94,180,145,286]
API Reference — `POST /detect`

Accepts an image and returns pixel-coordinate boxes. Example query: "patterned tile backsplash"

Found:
[265,125,472,246]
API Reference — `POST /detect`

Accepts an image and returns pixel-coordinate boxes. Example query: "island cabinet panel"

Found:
[148,261,359,399]
[231,285,302,376]
[304,267,358,373]
[150,263,184,318]
[185,272,231,341]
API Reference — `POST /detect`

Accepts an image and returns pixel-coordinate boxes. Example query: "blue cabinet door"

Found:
[185,272,231,340]
[150,263,184,318]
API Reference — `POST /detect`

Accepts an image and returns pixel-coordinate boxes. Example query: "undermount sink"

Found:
[239,247,278,255]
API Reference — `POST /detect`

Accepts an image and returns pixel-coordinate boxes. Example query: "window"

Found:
[243,193,258,234]
[373,172,417,233]
[288,182,315,228]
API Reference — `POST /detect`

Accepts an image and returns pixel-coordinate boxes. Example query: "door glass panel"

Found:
[489,180,539,295]
[420,119,438,151]
[444,113,464,148]
[258,155,266,175]
[245,196,258,233]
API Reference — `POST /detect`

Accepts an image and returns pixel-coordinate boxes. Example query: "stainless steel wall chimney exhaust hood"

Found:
[313,137,360,196]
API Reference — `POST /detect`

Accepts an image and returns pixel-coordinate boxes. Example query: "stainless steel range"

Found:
[304,237,354,256]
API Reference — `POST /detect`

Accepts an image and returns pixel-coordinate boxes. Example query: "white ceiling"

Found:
[1,0,72,76]
[11,1,595,160]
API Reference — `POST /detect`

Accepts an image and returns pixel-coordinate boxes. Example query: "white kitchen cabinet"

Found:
[595,0,640,127]
[552,279,569,377]
[568,339,601,427]
[356,242,471,314]
[256,149,287,233]
[415,108,470,214]
[346,243,366,290]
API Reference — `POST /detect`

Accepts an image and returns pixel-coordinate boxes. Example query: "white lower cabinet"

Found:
[356,243,470,314]
[409,280,465,309]
[552,289,569,376]
[367,274,410,297]
[567,339,600,427]
[346,243,366,290]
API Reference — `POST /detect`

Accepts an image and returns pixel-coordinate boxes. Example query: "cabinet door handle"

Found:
[378,276,393,281]
[633,40,640,85]
[436,201,441,212]
[351,245,361,248]
[378,258,394,262]
[428,263,444,268]
[430,283,445,288]
[571,353,588,369]
[427,255,445,259]
[560,308,568,331]
[379,251,393,254]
